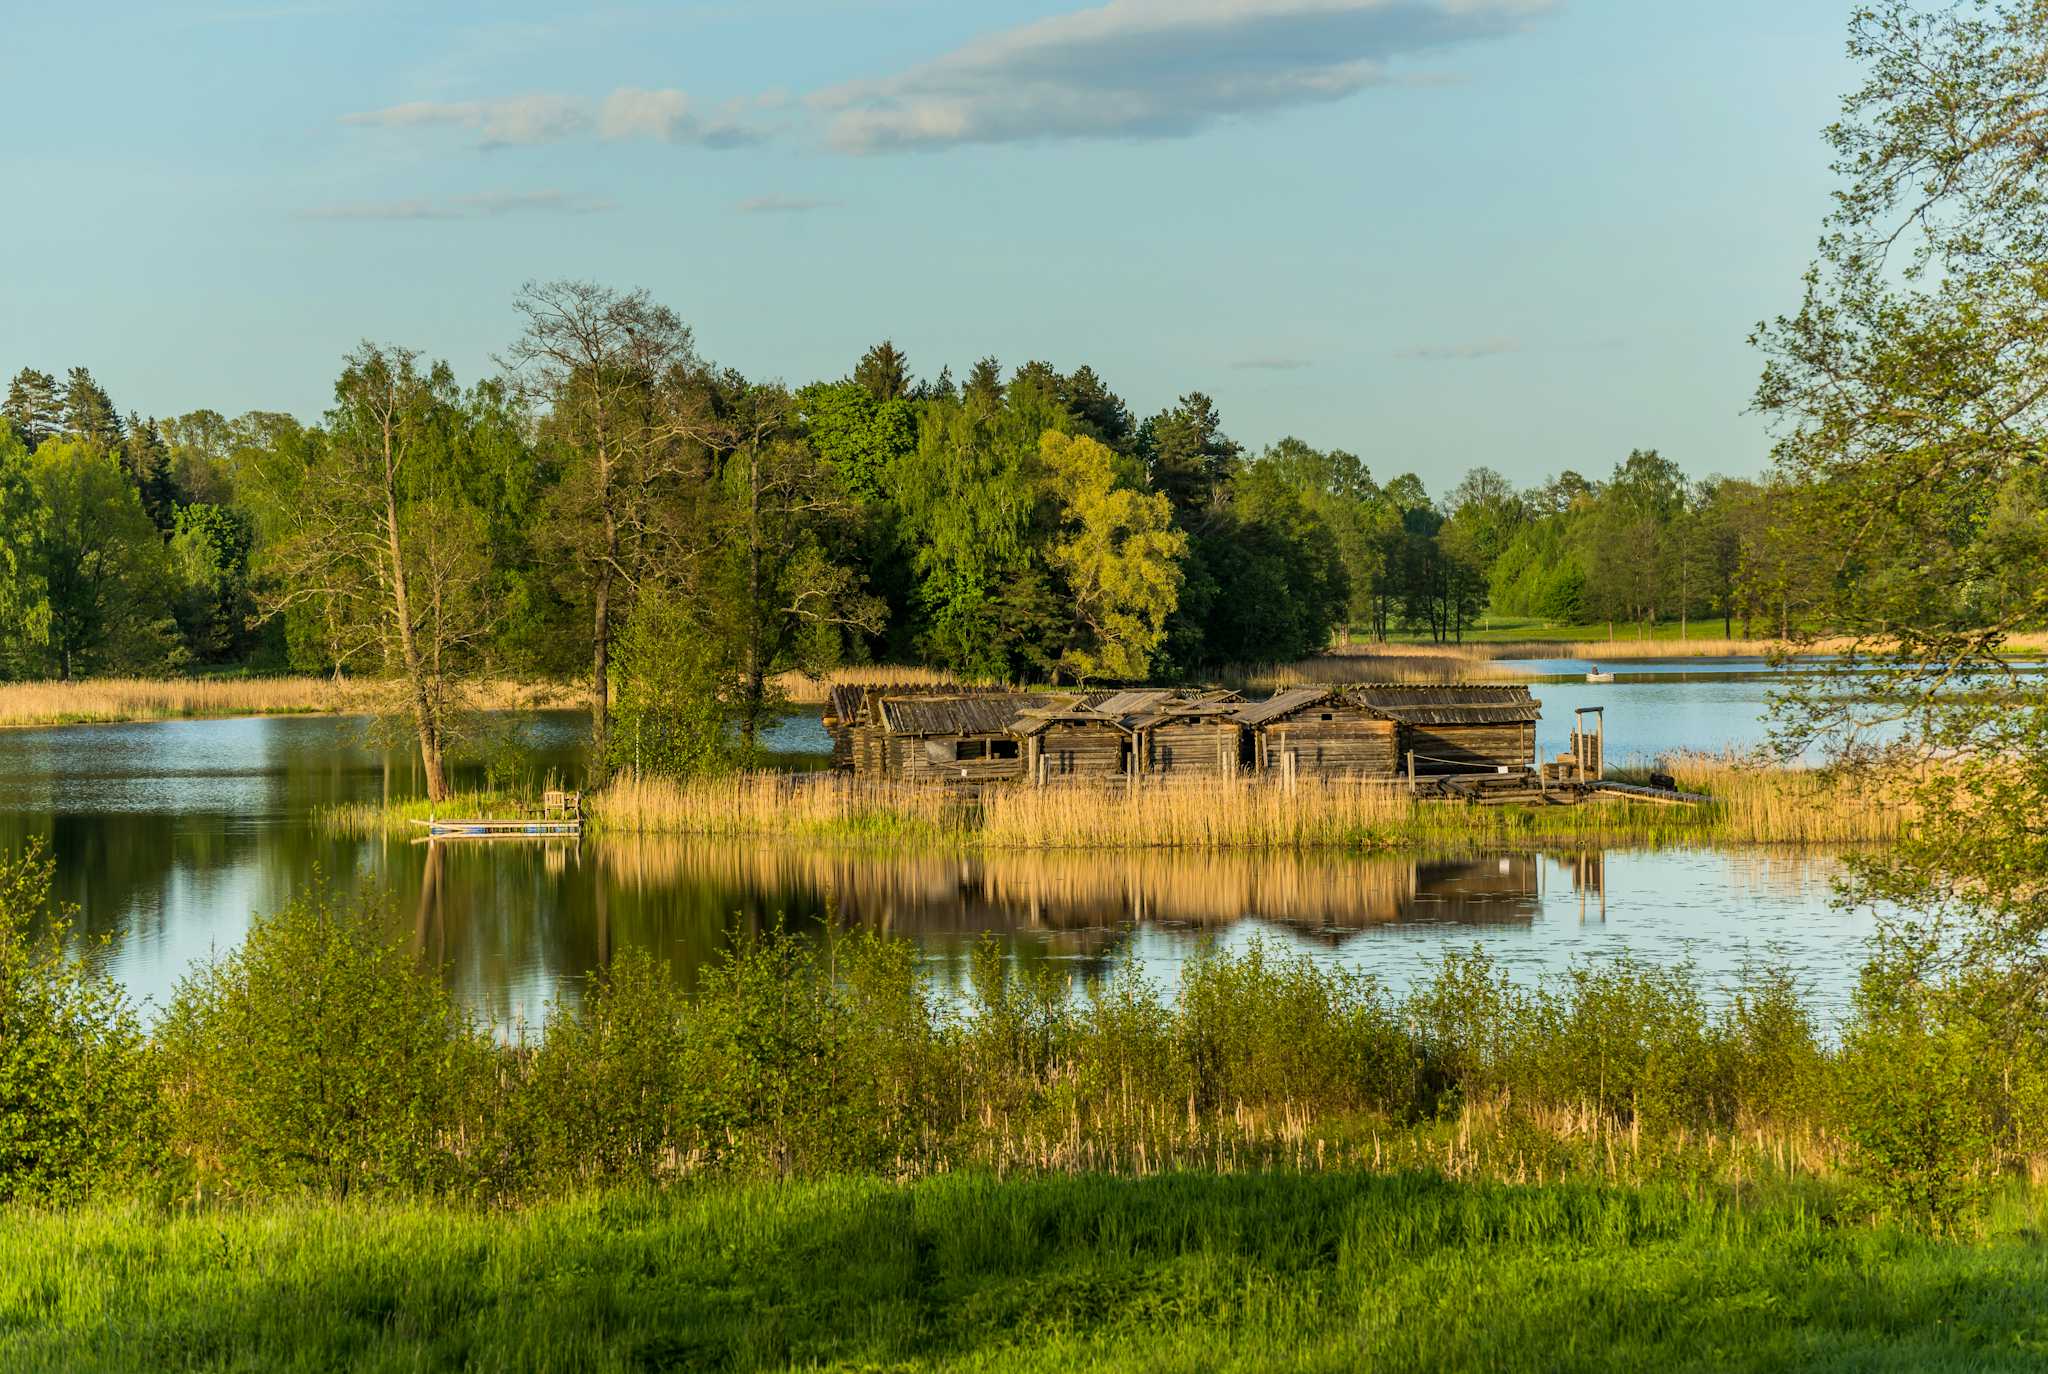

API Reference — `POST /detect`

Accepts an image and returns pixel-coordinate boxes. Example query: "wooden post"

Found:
[1406,750,1416,793]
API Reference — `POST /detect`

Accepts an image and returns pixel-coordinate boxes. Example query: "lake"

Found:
[2,659,1883,1026]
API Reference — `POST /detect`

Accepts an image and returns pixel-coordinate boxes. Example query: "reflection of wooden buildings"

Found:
[826,681,1543,788]
[596,838,1541,942]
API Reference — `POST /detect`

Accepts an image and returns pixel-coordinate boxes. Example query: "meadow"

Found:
[7,1174,2047,1373]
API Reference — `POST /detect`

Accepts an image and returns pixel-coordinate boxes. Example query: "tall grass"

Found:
[8,1175,2045,1373]
[770,663,985,705]
[567,758,1906,849]
[0,676,580,728]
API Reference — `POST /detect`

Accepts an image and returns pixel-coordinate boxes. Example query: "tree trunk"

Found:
[591,565,612,784]
[384,486,446,801]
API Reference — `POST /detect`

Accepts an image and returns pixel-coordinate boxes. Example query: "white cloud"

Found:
[736,194,838,215]
[296,191,616,221]
[340,96,589,148]
[811,0,1557,153]
[599,87,767,148]
[1395,336,1522,360]
[342,89,765,149]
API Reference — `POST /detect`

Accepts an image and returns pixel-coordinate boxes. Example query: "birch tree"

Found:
[504,281,701,781]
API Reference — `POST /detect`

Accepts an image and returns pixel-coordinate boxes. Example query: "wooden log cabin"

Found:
[1231,687,1400,778]
[1349,683,1539,776]
[1013,700,1134,781]
[1093,688,1246,777]
[861,694,1044,783]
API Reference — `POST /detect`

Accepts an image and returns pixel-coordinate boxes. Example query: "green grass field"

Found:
[5,1173,2045,1372]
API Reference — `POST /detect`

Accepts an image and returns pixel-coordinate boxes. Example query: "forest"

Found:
[0,288,1823,776]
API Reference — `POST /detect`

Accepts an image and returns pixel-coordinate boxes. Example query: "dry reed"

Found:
[577,756,1908,850]
[0,676,582,729]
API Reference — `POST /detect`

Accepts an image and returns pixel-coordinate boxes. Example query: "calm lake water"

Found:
[2,658,1885,1025]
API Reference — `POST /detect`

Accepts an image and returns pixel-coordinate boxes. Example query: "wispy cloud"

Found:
[295,191,616,221]
[340,88,768,149]
[735,194,838,215]
[1232,356,1314,371]
[340,96,589,149]
[1395,336,1522,361]
[811,0,1557,153]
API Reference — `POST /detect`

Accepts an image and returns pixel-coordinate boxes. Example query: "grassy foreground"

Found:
[5,1173,2045,1373]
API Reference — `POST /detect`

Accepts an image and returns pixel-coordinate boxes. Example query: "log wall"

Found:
[1400,723,1536,775]
[1036,723,1130,779]
[1145,722,1241,776]
[1259,711,1399,777]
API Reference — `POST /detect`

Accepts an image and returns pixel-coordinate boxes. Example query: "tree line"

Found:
[3,283,1822,793]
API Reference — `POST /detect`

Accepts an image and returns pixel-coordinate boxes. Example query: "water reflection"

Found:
[0,710,1880,1029]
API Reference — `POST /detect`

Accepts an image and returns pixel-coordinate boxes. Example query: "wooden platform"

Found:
[409,818,582,840]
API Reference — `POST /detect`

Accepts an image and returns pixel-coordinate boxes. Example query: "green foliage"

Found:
[796,377,917,501]
[24,439,175,678]
[167,503,255,663]
[0,842,157,1203]
[1837,965,1994,1235]
[606,585,738,777]
[1041,430,1184,681]
[0,428,52,676]
[154,887,493,1198]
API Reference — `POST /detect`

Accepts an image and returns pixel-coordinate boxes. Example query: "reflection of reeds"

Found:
[0,677,581,729]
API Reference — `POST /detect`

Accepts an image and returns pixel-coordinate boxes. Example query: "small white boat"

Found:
[1585,671,1616,684]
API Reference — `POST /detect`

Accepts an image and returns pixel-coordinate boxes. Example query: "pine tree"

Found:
[853,340,911,402]
[3,369,62,449]
[122,413,178,531]
[1142,392,1242,521]
[61,367,122,447]
[963,357,1004,411]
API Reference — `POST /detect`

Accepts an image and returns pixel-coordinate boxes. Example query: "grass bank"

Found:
[5,1174,2045,1373]
[0,676,582,729]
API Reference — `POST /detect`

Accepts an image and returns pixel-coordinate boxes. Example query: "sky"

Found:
[1,0,1857,494]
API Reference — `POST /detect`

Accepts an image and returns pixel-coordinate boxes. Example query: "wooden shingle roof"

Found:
[1348,682,1539,726]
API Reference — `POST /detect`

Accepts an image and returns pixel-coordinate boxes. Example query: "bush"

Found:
[0,841,158,1202]
[154,887,493,1198]
[516,949,707,1187]
[1837,965,1991,1235]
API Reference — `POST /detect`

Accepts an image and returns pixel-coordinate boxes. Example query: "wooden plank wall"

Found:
[1040,723,1129,778]
[881,733,1028,783]
[1262,712,1399,777]
[1146,722,1240,776]
[1400,723,1536,774]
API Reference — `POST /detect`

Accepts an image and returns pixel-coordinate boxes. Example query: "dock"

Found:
[409,818,582,840]
[409,789,583,841]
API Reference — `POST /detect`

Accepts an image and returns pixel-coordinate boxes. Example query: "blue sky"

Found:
[2,0,1853,493]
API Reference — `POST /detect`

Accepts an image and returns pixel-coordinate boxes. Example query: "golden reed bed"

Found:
[583,756,1909,850]
[0,677,581,728]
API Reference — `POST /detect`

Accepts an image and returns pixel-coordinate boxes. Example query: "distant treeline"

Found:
[1,288,1829,792]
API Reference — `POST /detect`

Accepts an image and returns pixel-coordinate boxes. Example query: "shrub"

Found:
[154,887,492,1198]
[0,841,158,1202]
[1178,938,1409,1116]
[1836,964,1991,1235]
[516,949,707,1187]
